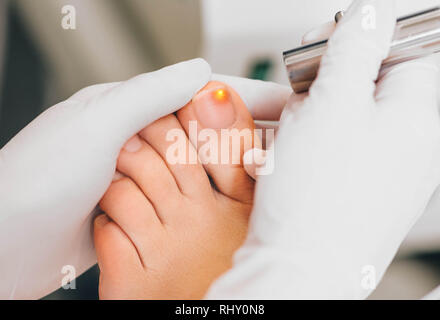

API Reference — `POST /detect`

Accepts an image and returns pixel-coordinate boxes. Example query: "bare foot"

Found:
[94,81,258,299]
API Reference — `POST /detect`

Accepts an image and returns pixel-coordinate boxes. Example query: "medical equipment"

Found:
[283,6,440,93]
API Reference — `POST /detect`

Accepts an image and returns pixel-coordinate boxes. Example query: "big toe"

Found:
[177,81,259,203]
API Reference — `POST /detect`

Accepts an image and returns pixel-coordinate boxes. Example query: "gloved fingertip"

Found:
[312,0,397,100]
[185,58,212,83]
[302,22,335,45]
[243,148,267,180]
[169,58,212,89]
[186,57,212,74]
[340,0,397,49]
[154,58,212,99]
[91,58,212,146]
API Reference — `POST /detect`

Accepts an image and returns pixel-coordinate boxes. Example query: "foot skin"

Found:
[94,81,258,299]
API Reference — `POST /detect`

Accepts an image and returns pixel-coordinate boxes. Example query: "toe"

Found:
[117,135,183,220]
[94,214,143,283]
[99,177,164,258]
[177,81,258,203]
[139,114,212,198]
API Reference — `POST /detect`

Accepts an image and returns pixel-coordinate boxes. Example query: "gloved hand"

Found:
[207,0,440,299]
[0,57,292,299]
[0,59,212,299]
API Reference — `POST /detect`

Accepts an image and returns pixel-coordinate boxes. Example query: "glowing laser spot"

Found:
[213,88,228,102]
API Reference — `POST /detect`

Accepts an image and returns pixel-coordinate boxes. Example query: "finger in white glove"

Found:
[302,21,336,45]
[213,74,292,121]
[207,0,440,299]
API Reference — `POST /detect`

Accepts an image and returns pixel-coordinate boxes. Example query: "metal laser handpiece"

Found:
[283,7,440,93]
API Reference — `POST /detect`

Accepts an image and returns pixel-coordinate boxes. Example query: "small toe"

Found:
[139,114,211,198]
[94,214,143,281]
[99,177,164,257]
[117,135,183,221]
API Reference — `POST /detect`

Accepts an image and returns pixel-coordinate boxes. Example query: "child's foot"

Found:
[94,81,258,299]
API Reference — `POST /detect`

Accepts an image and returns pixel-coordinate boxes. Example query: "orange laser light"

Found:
[213,88,228,102]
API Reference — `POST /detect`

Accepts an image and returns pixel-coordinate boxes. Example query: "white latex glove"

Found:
[207,0,440,299]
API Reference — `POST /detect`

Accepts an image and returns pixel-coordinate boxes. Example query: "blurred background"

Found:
[1,0,440,299]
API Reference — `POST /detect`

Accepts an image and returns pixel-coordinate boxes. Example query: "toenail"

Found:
[95,214,110,227]
[192,86,236,129]
[123,135,142,152]
[112,171,125,182]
